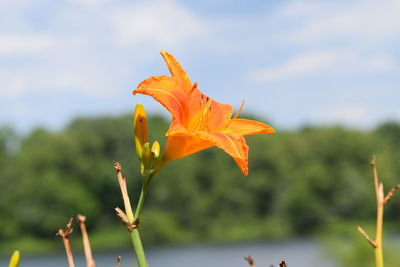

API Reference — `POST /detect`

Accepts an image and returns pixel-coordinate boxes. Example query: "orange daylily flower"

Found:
[133,51,275,176]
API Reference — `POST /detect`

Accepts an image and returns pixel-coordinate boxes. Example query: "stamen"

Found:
[198,97,204,129]
[201,98,213,130]
[189,94,213,132]
[233,99,245,120]
[221,99,245,130]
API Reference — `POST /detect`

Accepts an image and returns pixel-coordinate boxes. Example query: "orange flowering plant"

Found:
[134,51,275,175]
[116,51,274,267]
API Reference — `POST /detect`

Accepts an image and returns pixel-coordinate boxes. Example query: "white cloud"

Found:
[308,102,400,128]
[278,0,400,44]
[0,0,399,130]
[251,50,396,83]
[321,105,368,124]
[68,0,112,8]
[251,50,342,82]
[0,0,209,101]
[0,35,54,55]
[0,69,26,98]
[112,0,208,47]
[366,55,396,72]
[305,104,371,127]
[0,64,113,98]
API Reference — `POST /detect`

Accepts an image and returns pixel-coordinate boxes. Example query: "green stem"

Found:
[130,228,148,267]
[129,173,154,267]
[135,178,150,219]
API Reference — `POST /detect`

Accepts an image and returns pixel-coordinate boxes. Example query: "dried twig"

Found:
[356,226,377,248]
[115,256,121,267]
[244,255,255,267]
[115,207,139,231]
[114,162,135,224]
[77,214,96,267]
[57,218,75,267]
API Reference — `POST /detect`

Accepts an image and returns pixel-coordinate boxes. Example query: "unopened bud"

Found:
[141,142,152,171]
[151,141,160,159]
[134,104,148,160]
[9,250,20,267]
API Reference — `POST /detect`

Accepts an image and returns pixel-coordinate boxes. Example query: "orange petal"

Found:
[134,75,186,122]
[162,134,213,162]
[184,86,233,131]
[197,132,249,176]
[160,51,192,92]
[224,119,275,138]
[207,101,233,131]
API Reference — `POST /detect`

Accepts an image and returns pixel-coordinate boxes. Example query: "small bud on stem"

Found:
[134,104,148,160]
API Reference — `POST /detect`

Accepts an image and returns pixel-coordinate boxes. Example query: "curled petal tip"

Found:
[268,126,276,134]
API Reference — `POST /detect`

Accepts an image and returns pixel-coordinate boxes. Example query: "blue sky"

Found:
[1,0,400,132]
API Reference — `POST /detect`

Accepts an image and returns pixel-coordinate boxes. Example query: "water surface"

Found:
[0,240,336,267]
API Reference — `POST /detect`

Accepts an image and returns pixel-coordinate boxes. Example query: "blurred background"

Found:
[1,0,400,266]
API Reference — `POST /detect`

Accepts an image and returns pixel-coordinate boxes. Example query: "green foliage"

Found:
[0,114,400,254]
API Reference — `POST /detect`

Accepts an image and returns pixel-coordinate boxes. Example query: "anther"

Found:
[190,82,198,93]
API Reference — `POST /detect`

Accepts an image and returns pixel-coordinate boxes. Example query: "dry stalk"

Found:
[384,184,400,204]
[57,217,75,267]
[114,162,135,222]
[77,214,96,267]
[115,256,121,267]
[244,255,255,267]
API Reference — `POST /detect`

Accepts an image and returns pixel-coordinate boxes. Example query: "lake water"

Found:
[0,240,336,267]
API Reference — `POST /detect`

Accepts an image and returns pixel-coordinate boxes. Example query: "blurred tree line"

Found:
[0,114,400,250]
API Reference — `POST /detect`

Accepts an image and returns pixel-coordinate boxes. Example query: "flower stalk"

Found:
[120,52,275,266]
[114,161,148,267]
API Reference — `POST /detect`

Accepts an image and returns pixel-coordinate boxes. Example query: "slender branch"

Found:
[384,184,400,204]
[77,214,96,267]
[369,155,384,267]
[115,256,121,267]
[370,155,379,200]
[57,218,75,267]
[357,226,377,248]
[244,255,255,267]
[375,182,384,267]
